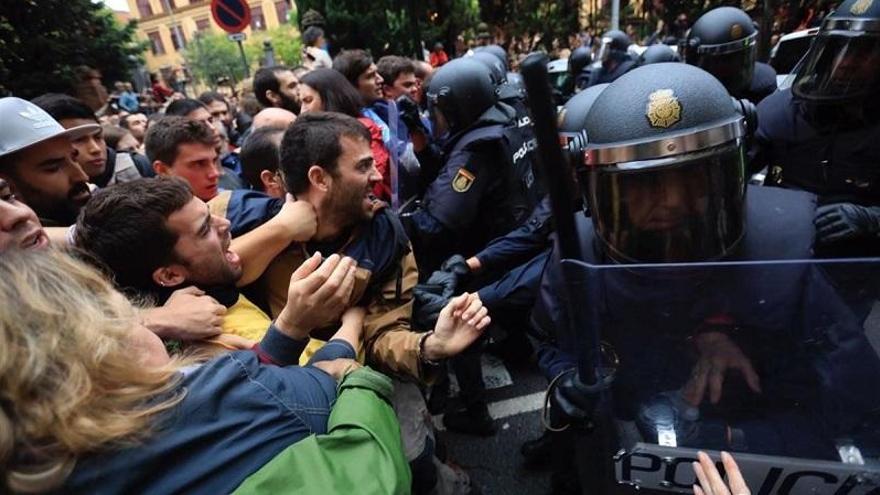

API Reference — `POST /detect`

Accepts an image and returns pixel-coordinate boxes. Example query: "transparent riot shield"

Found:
[561,257,880,494]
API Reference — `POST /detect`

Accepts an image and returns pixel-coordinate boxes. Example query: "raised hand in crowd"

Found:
[275,253,358,340]
[421,292,491,362]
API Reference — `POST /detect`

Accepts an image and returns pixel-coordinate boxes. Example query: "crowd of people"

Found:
[2,0,879,493]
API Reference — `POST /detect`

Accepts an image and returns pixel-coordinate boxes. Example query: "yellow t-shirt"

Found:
[221,294,272,341]
[219,293,364,365]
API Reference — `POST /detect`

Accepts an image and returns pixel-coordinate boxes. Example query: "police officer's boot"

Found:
[520,430,556,469]
[443,401,496,437]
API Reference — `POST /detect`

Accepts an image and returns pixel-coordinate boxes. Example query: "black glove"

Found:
[413,270,458,331]
[551,370,596,423]
[396,95,429,135]
[815,203,880,244]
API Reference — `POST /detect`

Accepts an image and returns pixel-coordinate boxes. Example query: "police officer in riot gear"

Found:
[570,46,593,92]
[635,43,681,67]
[753,0,880,258]
[472,47,535,140]
[587,30,637,87]
[684,6,777,103]
[530,63,880,474]
[405,57,543,435]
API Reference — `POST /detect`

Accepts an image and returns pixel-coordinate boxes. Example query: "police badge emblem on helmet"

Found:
[646,89,682,128]
[452,167,475,193]
[851,0,873,15]
[730,23,743,39]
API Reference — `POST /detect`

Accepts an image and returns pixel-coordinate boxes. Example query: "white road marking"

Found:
[433,391,545,431]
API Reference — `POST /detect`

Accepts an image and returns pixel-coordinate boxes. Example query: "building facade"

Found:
[126,0,294,74]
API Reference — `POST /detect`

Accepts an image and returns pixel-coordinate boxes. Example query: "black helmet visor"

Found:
[692,42,756,96]
[587,142,746,263]
[792,30,880,102]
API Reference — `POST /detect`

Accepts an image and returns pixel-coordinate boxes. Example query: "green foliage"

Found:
[184,31,251,87]
[184,27,302,88]
[494,0,581,51]
[0,0,145,98]
[244,26,303,68]
[292,0,479,58]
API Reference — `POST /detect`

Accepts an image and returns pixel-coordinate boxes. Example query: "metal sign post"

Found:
[211,0,252,77]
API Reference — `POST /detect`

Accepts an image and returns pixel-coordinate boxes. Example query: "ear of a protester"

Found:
[153,160,171,176]
[266,90,280,107]
[259,169,281,195]
[152,264,186,289]
[307,165,330,192]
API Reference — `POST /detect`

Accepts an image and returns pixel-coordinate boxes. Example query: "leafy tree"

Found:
[483,0,581,51]
[184,32,251,88]
[185,26,303,89]
[292,0,479,58]
[244,25,303,68]
[0,0,145,98]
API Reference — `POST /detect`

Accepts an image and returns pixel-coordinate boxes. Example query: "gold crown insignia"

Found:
[730,23,743,39]
[646,89,682,129]
[851,0,873,15]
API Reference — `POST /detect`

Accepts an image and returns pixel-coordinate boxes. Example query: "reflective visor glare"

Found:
[589,144,746,263]
[598,38,612,62]
[793,33,880,100]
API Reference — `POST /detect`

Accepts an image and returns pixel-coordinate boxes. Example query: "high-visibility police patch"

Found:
[851,0,873,15]
[452,168,475,193]
[646,89,681,129]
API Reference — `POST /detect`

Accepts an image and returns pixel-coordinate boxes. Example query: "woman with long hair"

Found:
[0,248,488,494]
[298,68,393,201]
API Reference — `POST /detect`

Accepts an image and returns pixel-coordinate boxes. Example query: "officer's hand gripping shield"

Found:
[559,257,880,493]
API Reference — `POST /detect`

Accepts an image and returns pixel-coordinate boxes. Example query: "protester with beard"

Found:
[0,97,95,226]
[32,93,143,188]
[209,112,489,493]
[254,65,303,115]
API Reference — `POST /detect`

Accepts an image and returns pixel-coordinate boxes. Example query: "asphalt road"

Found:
[435,356,556,494]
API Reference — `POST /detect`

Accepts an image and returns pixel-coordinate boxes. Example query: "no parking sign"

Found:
[210,0,251,34]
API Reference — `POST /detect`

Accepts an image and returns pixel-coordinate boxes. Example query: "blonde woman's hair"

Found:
[0,248,187,493]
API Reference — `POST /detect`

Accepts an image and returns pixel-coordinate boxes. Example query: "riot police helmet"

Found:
[582,63,750,263]
[471,50,507,86]
[597,30,632,63]
[791,0,880,106]
[636,44,682,67]
[558,83,609,149]
[569,46,593,77]
[480,44,509,71]
[426,58,497,136]
[684,6,757,97]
